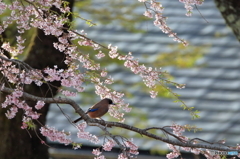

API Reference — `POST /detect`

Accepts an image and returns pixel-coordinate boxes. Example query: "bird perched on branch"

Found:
[73,98,115,123]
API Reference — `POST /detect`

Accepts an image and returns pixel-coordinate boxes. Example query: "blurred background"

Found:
[47,0,240,158]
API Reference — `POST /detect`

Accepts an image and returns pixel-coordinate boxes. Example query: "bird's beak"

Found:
[111,103,116,105]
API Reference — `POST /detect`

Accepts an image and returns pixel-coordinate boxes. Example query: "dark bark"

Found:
[0,1,74,159]
[215,0,240,42]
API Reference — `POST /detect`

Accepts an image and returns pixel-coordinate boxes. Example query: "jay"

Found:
[73,98,115,123]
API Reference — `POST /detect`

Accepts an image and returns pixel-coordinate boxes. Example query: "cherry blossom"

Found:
[92,148,106,159]
[76,122,99,144]
[124,139,139,155]
[179,0,204,16]
[103,139,115,151]
[40,126,72,145]
[96,50,105,59]
[35,101,45,110]
[92,148,102,156]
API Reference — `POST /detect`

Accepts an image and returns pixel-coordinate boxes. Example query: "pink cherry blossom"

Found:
[103,139,115,151]
[96,50,105,59]
[140,0,191,46]
[76,122,99,144]
[108,44,119,58]
[166,144,181,159]
[118,153,128,159]
[35,101,45,110]
[100,70,107,77]
[94,155,106,159]
[92,148,102,156]
[5,106,18,119]
[179,0,203,16]
[40,126,72,145]
[124,139,139,155]
[0,1,6,14]
[143,11,153,18]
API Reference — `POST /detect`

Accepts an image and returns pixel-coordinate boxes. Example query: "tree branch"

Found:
[0,84,239,153]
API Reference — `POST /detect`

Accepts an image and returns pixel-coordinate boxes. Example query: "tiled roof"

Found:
[47,0,240,153]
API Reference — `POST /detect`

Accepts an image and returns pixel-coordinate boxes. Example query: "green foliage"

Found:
[150,147,169,156]
[26,119,36,130]
[220,155,227,159]
[149,43,208,68]
[135,44,209,119]
[183,124,202,132]
[72,142,82,149]
[74,0,148,32]
[106,108,148,137]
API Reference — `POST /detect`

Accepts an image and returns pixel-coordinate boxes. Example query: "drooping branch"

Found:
[0,84,239,153]
[0,84,87,120]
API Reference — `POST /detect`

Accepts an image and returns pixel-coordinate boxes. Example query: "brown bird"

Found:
[73,98,115,123]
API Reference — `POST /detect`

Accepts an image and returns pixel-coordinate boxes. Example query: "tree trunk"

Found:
[215,0,240,42]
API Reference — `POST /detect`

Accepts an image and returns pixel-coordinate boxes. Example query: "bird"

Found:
[73,98,115,123]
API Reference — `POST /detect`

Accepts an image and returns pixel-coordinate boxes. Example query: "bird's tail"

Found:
[73,117,82,123]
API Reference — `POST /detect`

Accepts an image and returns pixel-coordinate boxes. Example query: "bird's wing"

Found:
[87,108,99,112]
